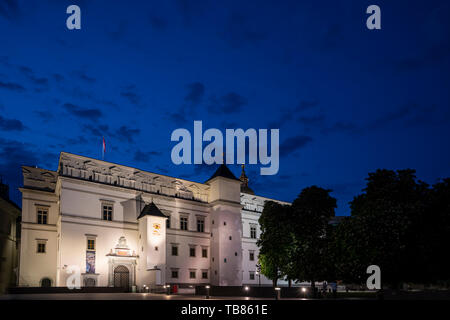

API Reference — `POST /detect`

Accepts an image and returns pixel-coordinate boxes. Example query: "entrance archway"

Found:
[113,265,129,289]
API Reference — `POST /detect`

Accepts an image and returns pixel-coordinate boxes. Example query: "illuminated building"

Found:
[18,152,289,288]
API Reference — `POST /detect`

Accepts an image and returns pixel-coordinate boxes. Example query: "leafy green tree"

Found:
[257,201,292,287]
[334,169,430,288]
[290,186,337,295]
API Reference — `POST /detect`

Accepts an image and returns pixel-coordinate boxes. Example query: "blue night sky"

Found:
[0,0,449,215]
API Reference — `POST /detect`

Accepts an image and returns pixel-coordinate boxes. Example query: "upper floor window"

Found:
[250,226,257,239]
[196,217,205,232]
[171,245,178,256]
[37,208,48,225]
[202,248,208,258]
[87,239,95,251]
[202,271,208,279]
[171,270,178,278]
[189,246,196,257]
[180,216,188,230]
[166,216,171,229]
[37,241,46,253]
[102,204,113,221]
[189,270,196,279]
[249,271,255,280]
[249,251,255,261]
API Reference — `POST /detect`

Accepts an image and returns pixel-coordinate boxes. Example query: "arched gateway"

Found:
[113,265,129,288]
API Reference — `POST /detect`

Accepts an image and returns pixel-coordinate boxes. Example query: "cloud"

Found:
[219,11,268,48]
[134,150,162,163]
[176,0,208,26]
[16,65,49,87]
[63,103,103,121]
[0,0,19,20]
[184,82,205,106]
[83,124,110,137]
[67,136,89,145]
[321,121,360,135]
[115,125,140,143]
[268,99,320,128]
[149,15,168,30]
[0,81,25,91]
[298,114,326,126]
[120,85,141,106]
[72,70,96,83]
[280,135,312,154]
[52,74,64,82]
[208,92,247,114]
[0,115,25,131]
[296,100,319,112]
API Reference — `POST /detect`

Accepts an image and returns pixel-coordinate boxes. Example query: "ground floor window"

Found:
[171,270,179,278]
[40,277,51,287]
[249,271,255,280]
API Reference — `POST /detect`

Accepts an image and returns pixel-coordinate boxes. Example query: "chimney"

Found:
[0,177,9,200]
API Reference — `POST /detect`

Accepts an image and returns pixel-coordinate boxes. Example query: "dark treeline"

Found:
[258,169,450,291]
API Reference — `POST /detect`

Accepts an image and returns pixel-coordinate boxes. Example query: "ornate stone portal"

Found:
[106,236,138,288]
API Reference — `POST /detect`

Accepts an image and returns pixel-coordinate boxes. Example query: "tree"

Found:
[290,186,337,295]
[334,169,430,288]
[257,201,292,287]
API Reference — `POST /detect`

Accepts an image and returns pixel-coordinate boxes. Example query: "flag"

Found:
[102,137,106,160]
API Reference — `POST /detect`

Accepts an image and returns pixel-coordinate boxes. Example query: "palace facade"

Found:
[18,152,289,289]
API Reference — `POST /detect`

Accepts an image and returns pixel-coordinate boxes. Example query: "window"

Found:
[87,239,95,251]
[196,217,205,232]
[180,216,188,230]
[224,221,227,226]
[202,248,208,258]
[166,216,171,229]
[189,270,196,279]
[249,251,255,261]
[235,252,238,256]
[249,271,255,280]
[171,245,178,256]
[224,258,227,263]
[37,208,48,225]
[155,246,158,251]
[202,271,208,279]
[171,270,178,278]
[102,204,113,221]
[37,242,46,253]
[250,226,257,239]
[229,236,232,240]
[190,247,196,257]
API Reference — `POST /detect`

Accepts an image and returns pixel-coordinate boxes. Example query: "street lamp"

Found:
[165,285,170,295]
[274,287,281,300]
[206,285,210,299]
[255,271,261,287]
[301,287,307,299]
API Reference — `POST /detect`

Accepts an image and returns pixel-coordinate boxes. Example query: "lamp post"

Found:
[301,287,307,299]
[274,287,281,300]
[244,286,249,298]
[165,285,170,295]
[256,264,261,287]
[206,285,210,299]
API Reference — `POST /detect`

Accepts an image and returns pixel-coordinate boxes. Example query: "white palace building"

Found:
[18,152,290,289]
